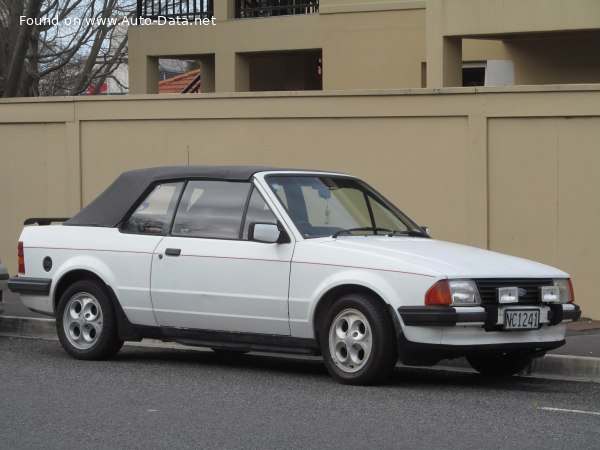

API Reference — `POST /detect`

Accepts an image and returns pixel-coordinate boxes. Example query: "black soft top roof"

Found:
[65,165,286,227]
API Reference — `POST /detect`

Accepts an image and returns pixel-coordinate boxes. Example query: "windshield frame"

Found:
[263,174,428,240]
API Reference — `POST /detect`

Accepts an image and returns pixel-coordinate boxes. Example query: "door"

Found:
[150,180,294,335]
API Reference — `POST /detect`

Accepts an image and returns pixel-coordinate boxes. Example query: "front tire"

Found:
[320,293,397,385]
[466,352,533,376]
[56,280,123,360]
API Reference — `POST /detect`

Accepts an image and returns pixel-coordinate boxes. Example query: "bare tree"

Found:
[1,0,135,98]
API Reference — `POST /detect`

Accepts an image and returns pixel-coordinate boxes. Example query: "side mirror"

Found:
[421,225,430,235]
[249,222,281,244]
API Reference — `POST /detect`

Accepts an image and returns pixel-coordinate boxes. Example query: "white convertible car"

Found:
[9,166,580,384]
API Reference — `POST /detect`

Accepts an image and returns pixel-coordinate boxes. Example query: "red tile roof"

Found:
[159,69,201,94]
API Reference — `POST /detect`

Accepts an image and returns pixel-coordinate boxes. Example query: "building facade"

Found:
[129,0,600,93]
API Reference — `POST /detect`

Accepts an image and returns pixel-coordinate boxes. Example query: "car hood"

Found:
[304,237,568,279]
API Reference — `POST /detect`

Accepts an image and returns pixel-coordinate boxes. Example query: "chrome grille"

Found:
[475,278,554,305]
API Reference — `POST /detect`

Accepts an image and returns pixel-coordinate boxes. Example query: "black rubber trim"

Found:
[161,327,319,355]
[0,272,9,281]
[548,303,581,325]
[398,306,487,327]
[24,217,70,226]
[483,305,499,329]
[8,277,51,295]
[239,185,255,240]
[561,304,581,323]
[104,285,162,341]
[105,289,319,354]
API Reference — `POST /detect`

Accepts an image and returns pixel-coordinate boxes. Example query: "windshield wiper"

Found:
[332,227,393,238]
[387,229,429,238]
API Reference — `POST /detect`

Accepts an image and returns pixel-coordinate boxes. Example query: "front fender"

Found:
[307,269,400,320]
[289,262,438,338]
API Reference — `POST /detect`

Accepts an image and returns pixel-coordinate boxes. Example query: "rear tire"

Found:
[56,280,123,360]
[320,293,397,385]
[466,352,533,376]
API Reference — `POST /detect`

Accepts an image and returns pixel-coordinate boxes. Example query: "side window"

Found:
[242,188,277,239]
[172,181,250,239]
[121,182,184,235]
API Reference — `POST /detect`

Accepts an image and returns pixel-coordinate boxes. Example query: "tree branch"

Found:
[3,0,41,97]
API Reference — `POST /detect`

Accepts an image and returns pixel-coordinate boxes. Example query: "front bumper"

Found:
[394,303,580,366]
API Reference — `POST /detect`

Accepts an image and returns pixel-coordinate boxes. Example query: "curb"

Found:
[0,316,57,339]
[529,354,600,381]
[436,354,600,382]
[1,315,599,382]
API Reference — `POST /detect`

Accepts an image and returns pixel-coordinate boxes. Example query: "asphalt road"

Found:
[1,337,599,449]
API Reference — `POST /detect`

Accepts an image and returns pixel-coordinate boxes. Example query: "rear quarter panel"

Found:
[20,226,161,325]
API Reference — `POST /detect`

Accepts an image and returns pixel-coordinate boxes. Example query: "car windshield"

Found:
[266,175,426,239]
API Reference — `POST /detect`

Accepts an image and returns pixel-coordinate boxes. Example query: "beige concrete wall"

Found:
[320,4,510,90]
[321,8,426,90]
[0,120,80,275]
[505,36,600,85]
[488,116,600,315]
[1,86,600,318]
[434,0,600,37]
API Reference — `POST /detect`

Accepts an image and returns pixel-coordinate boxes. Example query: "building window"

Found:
[462,63,486,87]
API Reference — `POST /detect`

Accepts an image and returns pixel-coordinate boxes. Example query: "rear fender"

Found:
[50,256,118,308]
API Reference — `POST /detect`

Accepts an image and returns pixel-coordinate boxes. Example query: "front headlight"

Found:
[553,279,574,304]
[448,280,481,306]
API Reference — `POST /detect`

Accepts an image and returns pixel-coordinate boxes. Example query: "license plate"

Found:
[504,309,540,330]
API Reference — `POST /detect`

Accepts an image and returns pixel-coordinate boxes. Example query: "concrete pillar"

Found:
[128,27,160,94]
[215,0,236,20]
[215,52,233,92]
[129,52,159,95]
[442,37,463,87]
[235,54,250,92]
[199,56,216,93]
[145,56,159,94]
[427,36,462,88]
[426,0,463,88]
[467,112,488,249]
[216,52,250,93]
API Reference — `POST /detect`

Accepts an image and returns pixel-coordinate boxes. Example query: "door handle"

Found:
[165,248,181,257]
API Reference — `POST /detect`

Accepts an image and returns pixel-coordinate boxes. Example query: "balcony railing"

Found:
[236,0,319,18]
[137,1,214,21]
[136,1,319,21]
